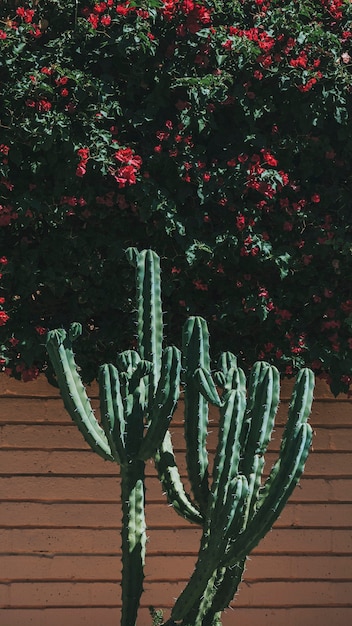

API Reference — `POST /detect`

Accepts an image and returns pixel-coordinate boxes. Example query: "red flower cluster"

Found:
[0,311,9,326]
[76,147,90,177]
[109,147,142,188]
[162,0,212,32]
[15,362,40,382]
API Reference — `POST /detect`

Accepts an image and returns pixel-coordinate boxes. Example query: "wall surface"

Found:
[0,374,351,626]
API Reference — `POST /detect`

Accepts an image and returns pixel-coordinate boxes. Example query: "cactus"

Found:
[46,249,314,626]
[157,319,314,626]
[46,249,181,626]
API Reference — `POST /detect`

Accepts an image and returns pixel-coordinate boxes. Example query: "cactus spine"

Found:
[46,249,181,626]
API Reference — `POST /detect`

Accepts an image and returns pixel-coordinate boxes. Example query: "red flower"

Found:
[93,2,108,14]
[115,165,137,187]
[88,13,99,28]
[236,215,246,231]
[289,51,308,68]
[311,193,320,203]
[35,326,47,336]
[0,311,9,326]
[116,3,131,16]
[16,7,35,23]
[37,99,52,112]
[114,148,142,169]
[193,279,208,291]
[261,149,278,166]
[76,163,87,177]
[77,147,90,160]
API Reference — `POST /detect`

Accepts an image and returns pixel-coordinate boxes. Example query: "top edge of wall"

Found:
[0,374,350,401]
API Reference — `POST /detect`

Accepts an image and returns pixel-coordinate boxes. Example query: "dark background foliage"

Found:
[0,0,351,394]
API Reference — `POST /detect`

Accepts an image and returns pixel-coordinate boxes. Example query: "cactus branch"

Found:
[155,431,203,525]
[182,316,212,514]
[46,326,113,461]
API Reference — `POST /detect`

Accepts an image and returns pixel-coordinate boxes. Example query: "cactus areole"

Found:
[46,249,314,626]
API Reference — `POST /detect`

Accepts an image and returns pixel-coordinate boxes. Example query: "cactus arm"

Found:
[125,386,145,461]
[183,561,246,626]
[210,390,246,524]
[182,316,211,514]
[223,421,313,567]
[193,366,223,407]
[116,350,141,377]
[224,365,247,394]
[138,347,181,462]
[135,249,163,397]
[154,431,203,525]
[214,352,246,394]
[99,363,127,465]
[241,363,280,465]
[125,246,139,267]
[241,452,263,528]
[251,367,314,515]
[239,361,271,455]
[46,327,113,462]
[217,351,238,376]
[120,460,146,626]
[240,364,280,522]
[282,367,315,447]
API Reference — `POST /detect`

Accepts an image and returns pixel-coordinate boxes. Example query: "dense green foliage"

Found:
[0,0,351,394]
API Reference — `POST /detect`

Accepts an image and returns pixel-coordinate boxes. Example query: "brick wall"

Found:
[0,375,351,626]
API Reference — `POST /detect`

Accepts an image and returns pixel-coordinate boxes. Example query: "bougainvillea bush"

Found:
[0,0,351,394]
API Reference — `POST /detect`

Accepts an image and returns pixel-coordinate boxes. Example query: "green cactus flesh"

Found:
[120,460,146,626]
[167,361,314,625]
[46,327,113,462]
[182,316,213,515]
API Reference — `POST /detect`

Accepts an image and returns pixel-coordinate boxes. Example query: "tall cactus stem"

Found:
[170,476,247,622]
[182,316,212,513]
[204,559,247,619]
[131,248,163,397]
[120,460,146,626]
